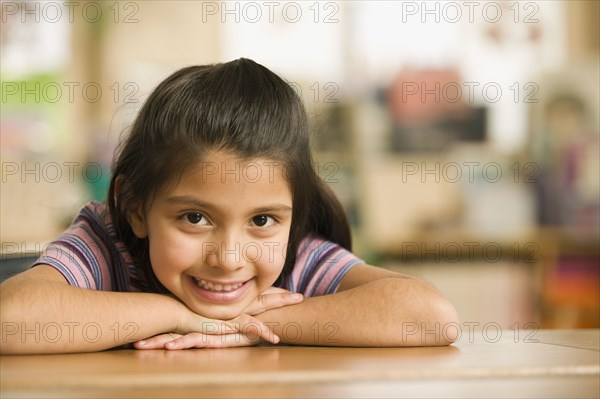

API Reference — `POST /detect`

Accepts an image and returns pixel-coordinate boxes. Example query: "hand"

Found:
[243,286,303,316]
[133,329,261,350]
[134,288,303,350]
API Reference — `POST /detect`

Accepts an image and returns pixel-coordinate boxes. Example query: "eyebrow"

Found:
[165,195,292,213]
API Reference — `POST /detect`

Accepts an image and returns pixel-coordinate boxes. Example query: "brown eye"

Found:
[186,213,205,225]
[252,215,273,227]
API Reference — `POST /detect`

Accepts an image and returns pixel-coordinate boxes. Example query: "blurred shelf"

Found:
[369,226,599,264]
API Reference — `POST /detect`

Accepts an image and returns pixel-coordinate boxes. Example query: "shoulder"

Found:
[35,201,116,290]
[55,201,113,254]
[288,235,364,297]
[58,201,107,234]
[73,201,108,224]
[295,235,360,265]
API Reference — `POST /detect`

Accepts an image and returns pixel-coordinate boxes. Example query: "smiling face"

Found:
[127,151,293,320]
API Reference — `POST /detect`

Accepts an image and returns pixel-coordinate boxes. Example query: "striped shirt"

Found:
[33,202,363,297]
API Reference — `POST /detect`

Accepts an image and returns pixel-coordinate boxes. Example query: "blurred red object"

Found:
[388,67,470,125]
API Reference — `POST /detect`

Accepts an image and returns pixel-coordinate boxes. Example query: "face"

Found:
[127,151,293,320]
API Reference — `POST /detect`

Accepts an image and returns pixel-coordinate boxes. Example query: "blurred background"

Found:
[1,0,598,330]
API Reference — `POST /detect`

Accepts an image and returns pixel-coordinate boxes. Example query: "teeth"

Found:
[194,278,243,292]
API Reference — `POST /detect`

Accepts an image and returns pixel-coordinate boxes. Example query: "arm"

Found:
[146,264,460,349]
[255,264,459,346]
[0,265,280,354]
[0,265,190,354]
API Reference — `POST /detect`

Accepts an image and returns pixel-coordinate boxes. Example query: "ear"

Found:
[127,202,148,239]
[115,175,148,239]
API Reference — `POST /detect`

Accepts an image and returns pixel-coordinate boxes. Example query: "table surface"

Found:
[1,329,599,398]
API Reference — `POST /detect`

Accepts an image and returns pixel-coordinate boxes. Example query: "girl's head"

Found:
[108,58,350,318]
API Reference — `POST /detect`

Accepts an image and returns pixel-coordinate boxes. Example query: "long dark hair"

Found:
[108,58,351,289]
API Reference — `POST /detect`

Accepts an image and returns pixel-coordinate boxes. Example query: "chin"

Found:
[195,305,245,321]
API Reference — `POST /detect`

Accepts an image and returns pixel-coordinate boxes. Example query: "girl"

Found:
[0,58,458,354]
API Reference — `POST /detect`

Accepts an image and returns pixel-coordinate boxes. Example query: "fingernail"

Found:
[137,340,146,345]
[292,293,303,300]
[272,335,280,344]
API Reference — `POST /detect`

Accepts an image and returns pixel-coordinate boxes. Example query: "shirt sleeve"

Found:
[287,236,365,297]
[32,205,113,291]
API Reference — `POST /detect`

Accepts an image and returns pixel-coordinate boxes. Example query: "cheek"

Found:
[255,240,288,283]
[148,232,198,276]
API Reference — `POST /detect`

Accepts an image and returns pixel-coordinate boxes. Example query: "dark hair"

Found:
[107,58,351,290]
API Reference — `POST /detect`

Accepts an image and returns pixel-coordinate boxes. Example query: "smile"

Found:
[193,277,244,292]
[188,276,252,303]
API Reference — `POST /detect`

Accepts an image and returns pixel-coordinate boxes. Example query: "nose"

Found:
[204,231,248,272]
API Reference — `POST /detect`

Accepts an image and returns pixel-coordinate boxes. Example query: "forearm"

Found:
[0,278,183,354]
[256,277,459,347]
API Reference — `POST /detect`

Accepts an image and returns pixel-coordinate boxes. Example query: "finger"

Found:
[259,287,293,295]
[245,292,304,315]
[134,333,182,350]
[207,312,265,335]
[164,332,209,350]
[164,332,261,350]
[232,313,280,344]
[197,320,239,335]
[205,333,261,348]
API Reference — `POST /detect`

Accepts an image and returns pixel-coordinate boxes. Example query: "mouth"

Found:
[187,276,252,303]
[192,277,245,292]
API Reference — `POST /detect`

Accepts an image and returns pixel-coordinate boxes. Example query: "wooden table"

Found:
[1,329,598,398]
